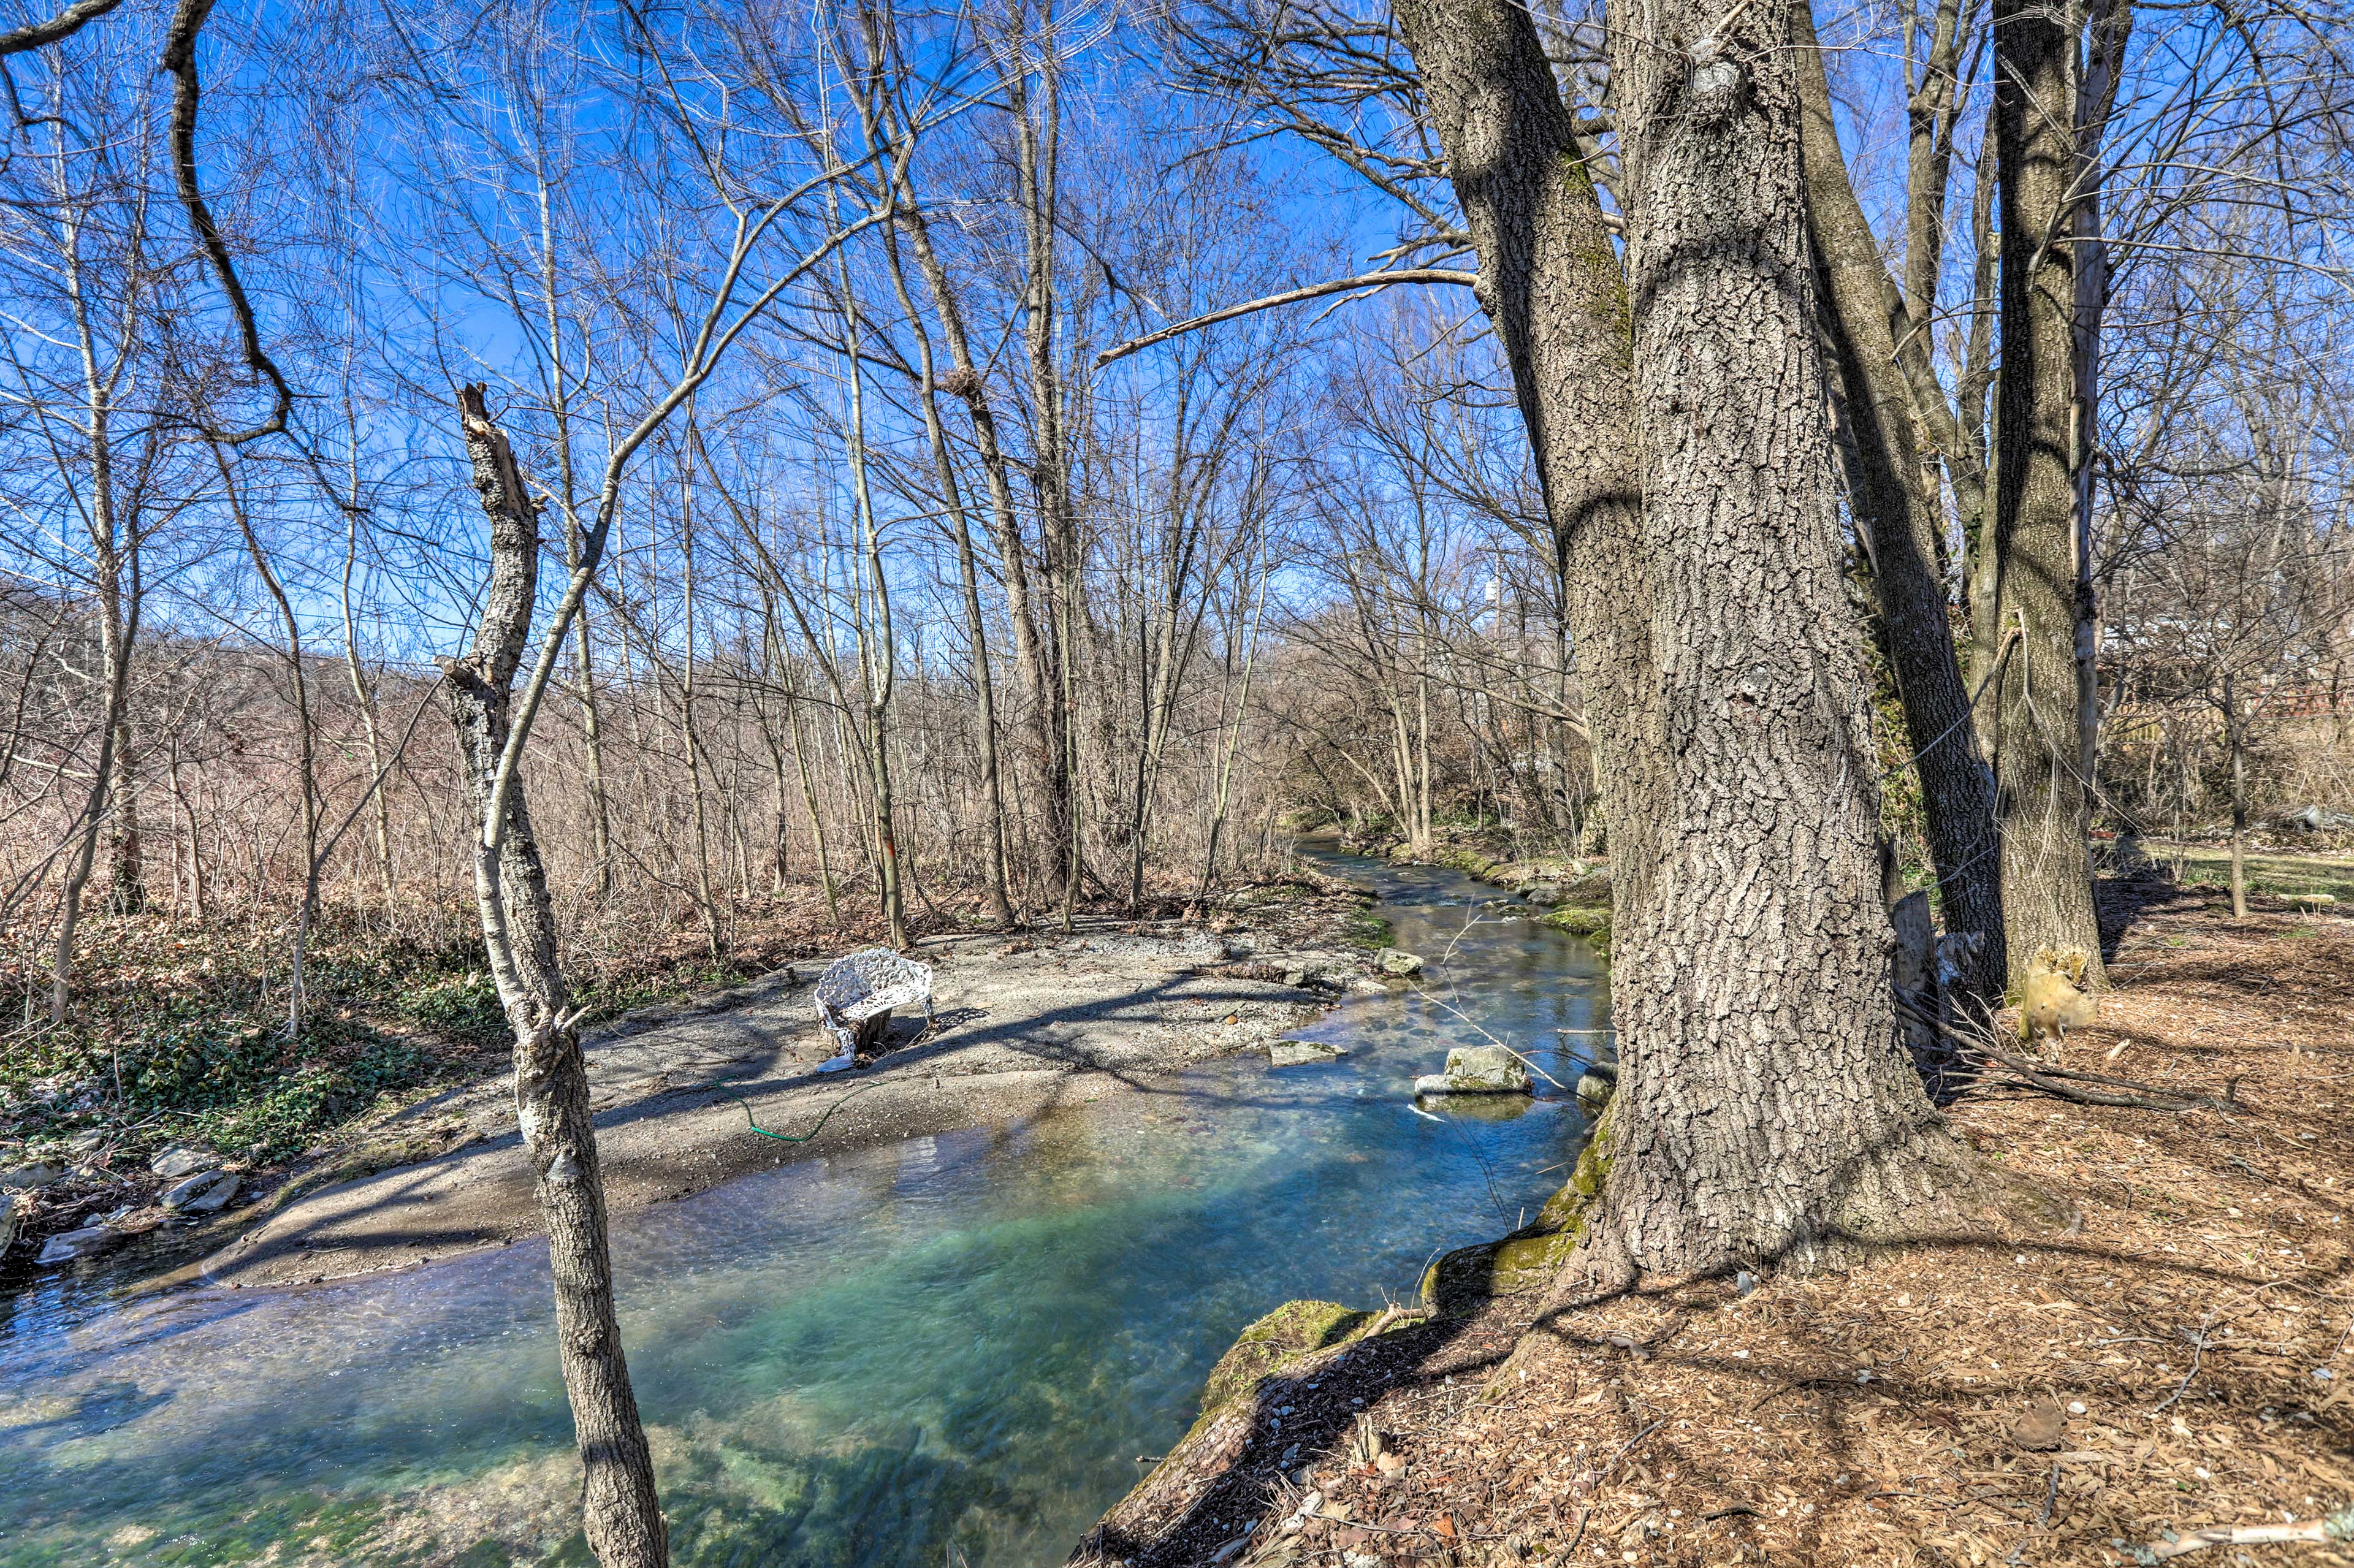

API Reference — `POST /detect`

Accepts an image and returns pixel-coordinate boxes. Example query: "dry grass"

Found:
[1093,886,2354,1567]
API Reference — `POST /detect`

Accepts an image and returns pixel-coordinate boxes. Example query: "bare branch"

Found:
[161,0,293,444]
[0,0,124,56]
[1094,268,1477,367]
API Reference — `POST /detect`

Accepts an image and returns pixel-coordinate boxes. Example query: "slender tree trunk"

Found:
[676,446,724,960]
[104,710,143,915]
[2222,675,2247,918]
[1992,0,2106,983]
[1573,0,1985,1278]
[2071,0,2132,873]
[170,739,207,920]
[788,689,840,927]
[216,443,321,1037]
[873,208,1017,927]
[538,167,615,900]
[834,235,907,949]
[340,462,398,916]
[440,384,668,1568]
[1198,571,1267,898]
[1007,24,1081,905]
[1791,0,2006,1005]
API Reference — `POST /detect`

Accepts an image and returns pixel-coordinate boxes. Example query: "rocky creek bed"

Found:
[0,851,1611,1567]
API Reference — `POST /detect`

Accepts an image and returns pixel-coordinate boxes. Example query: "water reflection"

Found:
[0,848,1607,1567]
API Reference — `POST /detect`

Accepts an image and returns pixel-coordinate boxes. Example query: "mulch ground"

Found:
[1089,881,2354,1567]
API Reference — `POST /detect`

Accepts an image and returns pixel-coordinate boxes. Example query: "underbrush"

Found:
[0,888,873,1170]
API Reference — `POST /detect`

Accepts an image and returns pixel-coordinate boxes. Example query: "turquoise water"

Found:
[0,852,1606,1567]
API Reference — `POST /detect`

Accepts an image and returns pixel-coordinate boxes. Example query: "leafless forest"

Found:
[2,0,2348,1018]
[3,0,2354,1559]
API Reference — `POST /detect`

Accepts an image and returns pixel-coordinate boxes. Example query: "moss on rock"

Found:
[1196,1299,1373,1417]
[1420,1100,1618,1316]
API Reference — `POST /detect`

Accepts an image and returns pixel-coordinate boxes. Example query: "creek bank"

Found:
[1073,888,2354,1568]
[1071,1111,1617,1568]
[1339,831,1615,954]
[181,897,1393,1293]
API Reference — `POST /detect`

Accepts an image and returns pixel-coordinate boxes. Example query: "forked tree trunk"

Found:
[440,384,668,1568]
[1991,0,2106,984]
[1580,0,1985,1276]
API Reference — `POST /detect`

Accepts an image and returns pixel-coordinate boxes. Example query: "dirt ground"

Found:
[182,893,1381,1292]
[1075,883,2354,1567]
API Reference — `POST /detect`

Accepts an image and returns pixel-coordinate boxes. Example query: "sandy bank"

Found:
[194,919,1381,1291]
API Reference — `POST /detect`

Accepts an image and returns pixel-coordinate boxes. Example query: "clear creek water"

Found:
[0,850,1606,1567]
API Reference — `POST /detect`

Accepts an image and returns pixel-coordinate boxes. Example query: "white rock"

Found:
[0,1191,19,1253]
[38,1225,121,1265]
[1377,949,1425,977]
[1413,1045,1532,1095]
[161,1171,240,1214]
[149,1146,215,1179]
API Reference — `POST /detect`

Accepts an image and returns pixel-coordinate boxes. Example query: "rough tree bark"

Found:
[1388,0,1664,942]
[1992,0,2106,983]
[440,384,668,1568]
[1789,0,2006,1007]
[1577,0,1987,1276]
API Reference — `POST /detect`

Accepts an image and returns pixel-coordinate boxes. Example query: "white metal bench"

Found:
[813,948,934,1068]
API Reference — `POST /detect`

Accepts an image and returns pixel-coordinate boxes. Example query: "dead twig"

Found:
[1899,999,2241,1113]
[2146,1501,2354,1559]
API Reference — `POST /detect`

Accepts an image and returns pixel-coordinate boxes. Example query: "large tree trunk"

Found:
[1991,0,2106,984]
[441,384,668,1568]
[1790,0,2006,1007]
[1580,0,1982,1276]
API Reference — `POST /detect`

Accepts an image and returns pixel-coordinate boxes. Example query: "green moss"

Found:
[1537,905,1609,938]
[1536,904,1612,957]
[1196,1299,1373,1417]
[1422,1100,1617,1317]
[1419,1230,1579,1317]
[1343,910,1396,950]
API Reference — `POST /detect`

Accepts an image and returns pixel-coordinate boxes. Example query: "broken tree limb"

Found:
[1897,997,2241,1114]
[2146,1501,2354,1559]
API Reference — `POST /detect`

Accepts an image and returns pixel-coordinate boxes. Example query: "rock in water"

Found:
[38,1225,121,1265]
[1412,1045,1531,1095]
[1574,1057,1617,1109]
[150,1146,215,1179]
[1377,949,1424,978]
[0,1162,61,1192]
[1268,1040,1346,1068]
[161,1171,240,1214]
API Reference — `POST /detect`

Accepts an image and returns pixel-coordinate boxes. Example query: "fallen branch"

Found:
[1897,998,2240,1114]
[2145,1501,2354,1559]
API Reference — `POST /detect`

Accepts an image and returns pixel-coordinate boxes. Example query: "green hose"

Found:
[709,1078,880,1143]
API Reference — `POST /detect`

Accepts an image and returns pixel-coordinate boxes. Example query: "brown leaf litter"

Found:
[1075,883,2354,1566]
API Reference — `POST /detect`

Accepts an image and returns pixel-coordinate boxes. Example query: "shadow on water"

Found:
[0,847,1607,1567]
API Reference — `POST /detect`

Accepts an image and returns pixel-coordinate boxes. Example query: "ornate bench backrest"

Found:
[814,948,934,1056]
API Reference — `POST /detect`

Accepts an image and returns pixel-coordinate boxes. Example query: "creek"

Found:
[0,849,1605,1567]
